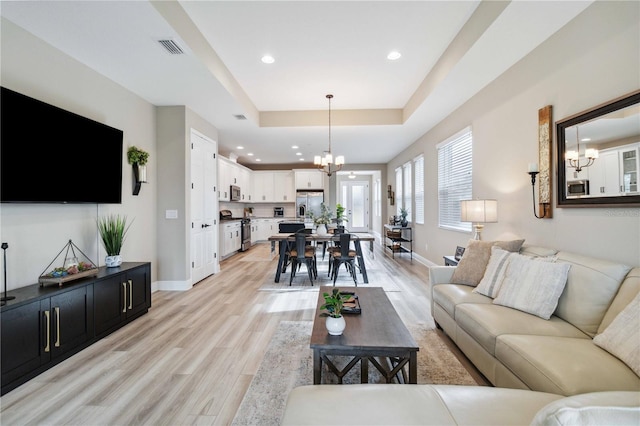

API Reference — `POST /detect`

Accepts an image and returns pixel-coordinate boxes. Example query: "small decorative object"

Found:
[97,214,132,268]
[127,146,149,196]
[454,246,466,261]
[319,288,351,335]
[39,240,98,287]
[1,242,15,303]
[399,207,409,227]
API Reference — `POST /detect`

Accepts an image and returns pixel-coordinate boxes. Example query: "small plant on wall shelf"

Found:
[127,146,149,165]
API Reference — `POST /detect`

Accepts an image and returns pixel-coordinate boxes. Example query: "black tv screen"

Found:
[1,87,123,203]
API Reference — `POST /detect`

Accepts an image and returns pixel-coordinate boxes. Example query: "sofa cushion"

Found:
[531,391,640,426]
[451,239,524,286]
[496,335,640,396]
[281,384,563,425]
[474,246,512,298]
[493,255,570,319]
[554,251,632,337]
[455,304,588,356]
[432,284,492,319]
[599,268,640,333]
[520,245,559,258]
[593,292,640,376]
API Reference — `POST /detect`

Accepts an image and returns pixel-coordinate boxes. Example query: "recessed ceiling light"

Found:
[299,158,305,161]
[296,152,302,156]
[261,55,275,64]
[255,158,262,162]
[387,51,402,61]
[247,153,254,156]
[237,146,244,150]
[291,145,299,149]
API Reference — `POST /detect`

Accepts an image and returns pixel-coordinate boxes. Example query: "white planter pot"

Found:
[316,224,329,236]
[325,315,346,336]
[105,255,122,268]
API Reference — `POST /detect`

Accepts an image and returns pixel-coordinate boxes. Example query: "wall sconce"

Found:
[460,199,498,240]
[387,185,395,205]
[132,164,147,196]
[530,106,553,218]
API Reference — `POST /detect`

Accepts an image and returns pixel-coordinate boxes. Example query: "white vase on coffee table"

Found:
[326,315,346,335]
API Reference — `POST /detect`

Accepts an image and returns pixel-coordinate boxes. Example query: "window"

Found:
[414,155,424,224]
[403,162,412,222]
[374,178,381,218]
[438,127,473,232]
[395,167,403,216]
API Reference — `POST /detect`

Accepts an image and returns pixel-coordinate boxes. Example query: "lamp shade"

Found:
[460,199,498,223]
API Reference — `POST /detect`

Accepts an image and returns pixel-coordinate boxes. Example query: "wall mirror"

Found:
[556,90,640,207]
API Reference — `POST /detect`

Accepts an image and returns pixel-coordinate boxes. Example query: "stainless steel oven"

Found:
[240,218,251,251]
[567,180,589,196]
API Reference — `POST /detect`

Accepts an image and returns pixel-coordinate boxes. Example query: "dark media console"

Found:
[0,262,151,395]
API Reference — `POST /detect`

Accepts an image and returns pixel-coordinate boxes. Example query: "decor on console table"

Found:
[127,146,149,196]
[311,203,332,235]
[319,288,351,335]
[1,243,14,304]
[399,207,409,227]
[38,239,98,287]
[97,214,131,267]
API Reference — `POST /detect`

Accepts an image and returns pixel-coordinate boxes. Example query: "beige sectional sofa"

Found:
[282,243,640,425]
[429,244,640,396]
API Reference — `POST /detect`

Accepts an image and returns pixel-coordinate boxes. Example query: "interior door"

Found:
[340,180,369,232]
[190,129,218,285]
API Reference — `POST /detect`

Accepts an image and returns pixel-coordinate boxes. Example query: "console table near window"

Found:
[383,224,412,260]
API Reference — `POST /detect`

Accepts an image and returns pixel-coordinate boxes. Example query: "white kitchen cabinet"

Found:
[238,167,252,201]
[220,221,241,257]
[218,156,252,201]
[273,171,294,202]
[619,144,639,194]
[252,171,275,202]
[294,170,325,190]
[589,150,620,196]
[218,159,232,201]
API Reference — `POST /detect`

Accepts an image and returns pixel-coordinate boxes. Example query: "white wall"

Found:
[1,18,157,290]
[388,1,640,267]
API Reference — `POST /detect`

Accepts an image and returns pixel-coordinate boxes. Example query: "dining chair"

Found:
[326,227,346,277]
[288,231,317,286]
[330,232,358,285]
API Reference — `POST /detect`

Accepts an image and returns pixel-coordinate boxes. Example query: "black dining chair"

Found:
[330,233,358,285]
[326,227,346,277]
[288,231,317,286]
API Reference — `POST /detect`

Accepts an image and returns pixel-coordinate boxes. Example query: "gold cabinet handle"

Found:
[54,307,61,347]
[122,282,127,313]
[128,279,133,310]
[44,310,50,353]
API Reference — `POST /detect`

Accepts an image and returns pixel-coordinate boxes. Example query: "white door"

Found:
[340,180,369,232]
[191,129,218,285]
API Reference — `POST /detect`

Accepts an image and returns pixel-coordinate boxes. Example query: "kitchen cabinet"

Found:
[252,171,294,203]
[273,171,294,202]
[218,156,252,201]
[588,150,620,196]
[620,144,639,194]
[1,262,151,395]
[252,171,274,202]
[294,170,325,190]
[220,221,241,257]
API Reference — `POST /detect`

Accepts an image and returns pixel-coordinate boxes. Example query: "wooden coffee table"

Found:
[310,286,419,384]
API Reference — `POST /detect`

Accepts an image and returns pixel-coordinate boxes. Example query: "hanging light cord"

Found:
[327,94,333,155]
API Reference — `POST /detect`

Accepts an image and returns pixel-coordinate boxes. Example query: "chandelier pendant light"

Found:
[314,94,344,176]
[565,125,598,173]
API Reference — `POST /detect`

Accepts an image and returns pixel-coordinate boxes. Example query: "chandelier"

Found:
[565,125,598,172]
[314,94,344,176]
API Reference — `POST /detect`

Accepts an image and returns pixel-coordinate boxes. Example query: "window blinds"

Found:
[438,128,473,232]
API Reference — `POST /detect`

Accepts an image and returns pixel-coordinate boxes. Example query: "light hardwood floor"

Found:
[0,241,484,425]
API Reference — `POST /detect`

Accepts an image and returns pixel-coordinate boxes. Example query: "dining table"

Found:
[267,232,376,283]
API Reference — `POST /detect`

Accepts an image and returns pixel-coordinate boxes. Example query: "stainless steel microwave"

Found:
[567,180,589,196]
[230,185,241,201]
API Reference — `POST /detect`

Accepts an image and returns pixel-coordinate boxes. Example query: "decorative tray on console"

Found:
[341,292,361,315]
[38,240,99,287]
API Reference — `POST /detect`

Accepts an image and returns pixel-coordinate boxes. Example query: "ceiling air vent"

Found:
[157,39,185,55]
[234,114,247,120]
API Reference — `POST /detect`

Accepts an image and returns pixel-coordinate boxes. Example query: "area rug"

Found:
[231,320,477,425]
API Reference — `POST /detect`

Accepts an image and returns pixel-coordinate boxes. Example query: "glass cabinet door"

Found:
[620,146,639,193]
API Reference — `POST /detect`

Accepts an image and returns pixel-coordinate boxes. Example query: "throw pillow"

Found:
[493,255,570,320]
[473,246,513,298]
[450,239,525,287]
[593,292,640,376]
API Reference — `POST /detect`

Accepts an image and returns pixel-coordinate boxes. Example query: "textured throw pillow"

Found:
[451,239,525,287]
[473,247,513,298]
[593,292,640,376]
[493,255,570,320]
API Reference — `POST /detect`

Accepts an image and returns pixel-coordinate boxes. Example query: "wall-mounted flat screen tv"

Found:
[1,87,123,203]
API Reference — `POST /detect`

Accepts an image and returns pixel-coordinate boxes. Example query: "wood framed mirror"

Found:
[556,90,640,207]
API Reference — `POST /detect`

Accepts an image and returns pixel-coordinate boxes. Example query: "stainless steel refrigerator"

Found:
[296,190,324,219]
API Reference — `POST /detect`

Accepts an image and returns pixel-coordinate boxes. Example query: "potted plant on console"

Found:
[97,214,132,267]
[399,207,409,227]
[320,288,351,335]
[127,146,149,196]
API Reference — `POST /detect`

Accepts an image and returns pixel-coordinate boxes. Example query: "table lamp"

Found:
[460,199,498,240]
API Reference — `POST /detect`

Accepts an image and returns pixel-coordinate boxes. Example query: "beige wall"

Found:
[0,18,157,290]
[387,1,640,267]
